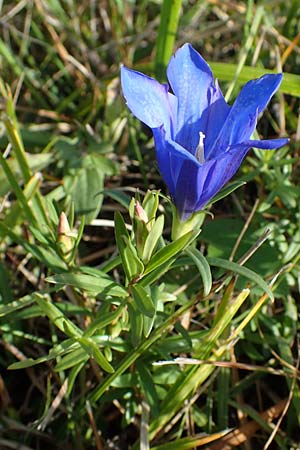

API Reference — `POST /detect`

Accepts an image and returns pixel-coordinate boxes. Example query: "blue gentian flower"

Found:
[121,44,288,221]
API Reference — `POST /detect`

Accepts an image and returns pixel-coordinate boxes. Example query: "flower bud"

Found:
[57,212,73,262]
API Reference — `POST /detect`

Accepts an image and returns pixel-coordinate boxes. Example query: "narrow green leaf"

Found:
[46,272,128,298]
[34,294,82,337]
[207,257,274,300]
[139,259,176,287]
[9,356,49,370]
[186,248,212,296]
[77,337,114,373]
[122,235,144,278]
[209,62,300,98]
[84,306,124,338]
[131,285,156,318]
[8,338,78,370]
[66,362,86,397]
[0,152,37,224]
[155,0,182,80]
[144,231,194,275]
[142,215,164,264]
[0,294,34,317]
[114,211,144,281]
[128,303,143,346]
[209,180,246,206]
[137,360,159,417]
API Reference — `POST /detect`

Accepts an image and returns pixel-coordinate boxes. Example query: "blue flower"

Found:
[121,44,288,221]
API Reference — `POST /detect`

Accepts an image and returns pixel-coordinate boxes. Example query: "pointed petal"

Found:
[167,44,220,153]
[204,80,230,156]
[210,74,283,157]
[193,147,250,212]
[176,136,289,219]
[174,158,216,220]
[229,137,289,151]
[120,66,176,135]
[153,127,197,198]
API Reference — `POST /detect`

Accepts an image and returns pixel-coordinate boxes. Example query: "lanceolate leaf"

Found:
[186,247,212,296]
[131,284,156,318]
[142,214,165,264]
[77,337,114,373]
[207,257,274,300]
[144,230,194,275]
[46,272,127,298]
[114,211,144,281]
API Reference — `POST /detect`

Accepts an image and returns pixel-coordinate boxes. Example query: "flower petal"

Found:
[203,80,230,156]
[174,158,216,220]
[167,44,224,153]
[153,127,197,197]
[229,137,289,151]
[176,145,252,218]
[120,66,176,136]
[197,147,250,209]
[193,137,288,215]
[209,73,283,157]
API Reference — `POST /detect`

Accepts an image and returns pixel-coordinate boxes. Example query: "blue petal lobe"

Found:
[204,80,230,156]
[196,147,250,210]
[166,44,217,153]
[120,66,176,136]
[153,127,197,198]
[174,158,213,220]
[209,73,283,157]
[229,137,289,151]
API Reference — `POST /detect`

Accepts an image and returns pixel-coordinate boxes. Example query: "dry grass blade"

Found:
[205,398,288,450]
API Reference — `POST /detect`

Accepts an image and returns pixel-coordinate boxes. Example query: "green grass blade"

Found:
[210,63,300,98]
[155,0,182,80]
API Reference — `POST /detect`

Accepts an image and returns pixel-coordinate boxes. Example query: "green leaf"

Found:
[102,189,131,209]
[209,62,300,98]
[142,215,164,264]
[137,360,159,417]
[114,211,144,281]
[64,166,104,223]
[155,0,182,81]
[55,347,88,372]
[0,152,52,197]
[128,303,143,346]
[209,180,246,206]
[46,272,128,298]
[9,356,49,370]
[84,306,124,338]
[207,257,274,300]
[34,294,83,337]
[144,231,194,275]
[77,337,114,373]
[8,338,78,370]
[186,248,212,296]
[131,285,156,318]
[0,294,35,317]
[66,361,86,397]
[142,190,160,222]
